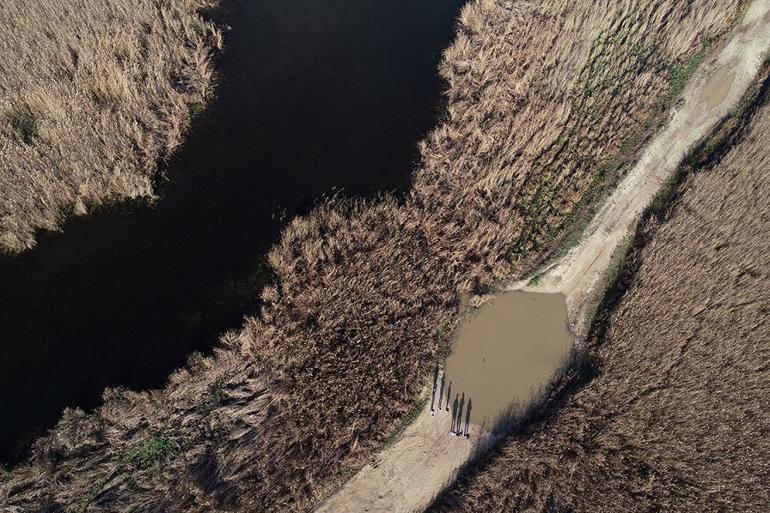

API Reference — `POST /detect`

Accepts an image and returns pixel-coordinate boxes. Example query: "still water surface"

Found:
[0,0,466,462]
[444,292,573,430]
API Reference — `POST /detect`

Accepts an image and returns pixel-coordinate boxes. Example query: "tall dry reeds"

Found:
[0,0,220,253]
[0,1,747,512]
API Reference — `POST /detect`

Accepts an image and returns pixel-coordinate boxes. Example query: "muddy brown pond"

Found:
[443,291,573,429]
[700,63,735,110]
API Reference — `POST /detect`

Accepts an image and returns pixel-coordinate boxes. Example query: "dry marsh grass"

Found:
[414,0,744,282]
[428,66,770,513]
[0,0,221,253]
[0,1,749,511]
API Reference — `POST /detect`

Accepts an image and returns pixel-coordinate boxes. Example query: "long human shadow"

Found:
[463,398,472,437]
[438,374,446,410]
[430,363,439,413]
[450,394,459,434]
[455,393,465,435]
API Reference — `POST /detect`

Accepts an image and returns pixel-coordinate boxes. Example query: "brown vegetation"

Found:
[428,66,770,513]
[0,0,221,253]
[0,1,748,512]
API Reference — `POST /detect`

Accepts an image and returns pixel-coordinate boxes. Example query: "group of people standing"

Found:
[430,365,472,438]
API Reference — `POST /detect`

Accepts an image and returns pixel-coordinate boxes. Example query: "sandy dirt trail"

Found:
[516,0,770,329]
[314,3,770,512]
[315,372,493,513]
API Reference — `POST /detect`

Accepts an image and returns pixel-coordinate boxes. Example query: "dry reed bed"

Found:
[0,1,746,511]
[414,0,743,282]
[428,68,770,513]
[0,0,220,253]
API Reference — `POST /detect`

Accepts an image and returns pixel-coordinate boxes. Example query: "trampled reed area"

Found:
[0,1,748,511]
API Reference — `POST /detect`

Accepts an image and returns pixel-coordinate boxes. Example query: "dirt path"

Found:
[314,3,770,512]
[515,0,770,331]
[315,369,494,513]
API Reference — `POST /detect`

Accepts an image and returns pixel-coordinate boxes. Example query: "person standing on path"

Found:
[446,381,452,412]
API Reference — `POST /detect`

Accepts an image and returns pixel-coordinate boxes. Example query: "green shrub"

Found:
[661,40,713,107]
[122,434,172,469]
[189,101,205,118]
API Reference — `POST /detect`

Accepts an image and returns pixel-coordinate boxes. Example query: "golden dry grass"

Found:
[0,0,220,253]
[0,1,749,512]
[428,67,770,513]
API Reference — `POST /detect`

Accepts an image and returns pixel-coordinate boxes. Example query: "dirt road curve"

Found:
[315,370,493,513]
[314,3,770,512]
[517,0,770,331]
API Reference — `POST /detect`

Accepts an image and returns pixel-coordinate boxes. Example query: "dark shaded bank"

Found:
[0,0,466,463]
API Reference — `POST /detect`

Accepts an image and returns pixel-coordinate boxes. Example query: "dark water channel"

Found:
[0,0,466,463]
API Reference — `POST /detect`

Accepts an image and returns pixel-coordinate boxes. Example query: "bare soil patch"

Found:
[700,64,736,109]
